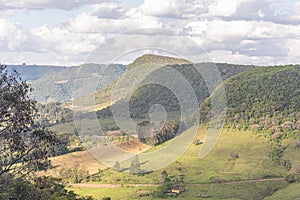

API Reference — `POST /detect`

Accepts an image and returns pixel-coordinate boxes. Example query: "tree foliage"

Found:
[96,63,255,126]
[200,65,300,137]
[0,64,59,178]
[137,120,181,146]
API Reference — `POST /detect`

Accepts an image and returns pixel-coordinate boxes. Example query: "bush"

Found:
[285,174,296,183]
[209,176,223,184]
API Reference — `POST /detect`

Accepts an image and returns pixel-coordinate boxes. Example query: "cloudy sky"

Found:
[0,0,299,66]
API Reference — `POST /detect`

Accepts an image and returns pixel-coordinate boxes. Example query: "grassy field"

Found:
[69,180,288,200]
[264,182,300,200]
[69,185,156,200]
[136,128,288,184]
[61,126,296,199]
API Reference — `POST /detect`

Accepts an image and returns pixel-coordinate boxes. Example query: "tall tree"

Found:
[0,65,59,178]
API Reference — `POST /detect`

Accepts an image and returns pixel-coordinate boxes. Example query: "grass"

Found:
[48,125,295,199]
[69,180,288,200]
[69,185,157,200]
[60,126,287,183]
[264,182,300,200]
[136,127,287,184]
[179,180,288,200]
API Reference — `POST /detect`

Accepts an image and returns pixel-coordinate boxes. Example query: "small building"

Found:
[171,185,185,194]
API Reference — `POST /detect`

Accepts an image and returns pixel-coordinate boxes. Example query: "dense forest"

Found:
[96,63,256,121]
[200,65,300,136]
[137,120,182,146]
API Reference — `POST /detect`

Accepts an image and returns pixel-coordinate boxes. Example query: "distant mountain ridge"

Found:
[8,64,64,81]
[8,63,126,103]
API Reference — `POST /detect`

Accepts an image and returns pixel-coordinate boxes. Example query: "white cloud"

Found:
[31,24,107,55]
[205,0,249,18]
[141,0,183,18]
[0,0,108,10]
[186,19,300,58]
[0,19,28,51]
[69,8,162,34]
[0,0,300,66]
[89,2,126,19]
[286,39,300,57]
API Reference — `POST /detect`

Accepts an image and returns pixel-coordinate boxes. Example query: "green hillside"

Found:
[69,128,290,200]
[200,65,300,135]
[35,58,300,200]
[95,55,256,126]
[265,182,300,200]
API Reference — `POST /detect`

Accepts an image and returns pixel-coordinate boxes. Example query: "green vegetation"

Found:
[200,65,300,172]
[265,182,300,200]
[35,102,74,126]
[0,65,93,200]
[5,56,300,199]
[200,65,300,135]
[96,61,256,130]
[137,120,181,146]
[0,65,60,177]
[126,54,191,71]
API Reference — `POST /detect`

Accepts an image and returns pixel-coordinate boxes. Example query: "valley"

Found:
[1,55,300,199]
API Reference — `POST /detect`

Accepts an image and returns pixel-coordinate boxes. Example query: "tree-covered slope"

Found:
[200,65,300,135]
[96,61,256,120]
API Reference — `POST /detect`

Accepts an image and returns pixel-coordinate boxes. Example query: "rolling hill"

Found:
[9,63,126,103]
[40,56,300,200]
[93,54,256,132]
[200,65,300,134]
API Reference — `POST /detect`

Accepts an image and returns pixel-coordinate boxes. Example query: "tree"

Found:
[129,155,141,174]
[161,170,168,183]
[0,65,60,179]
[113,160,121,171]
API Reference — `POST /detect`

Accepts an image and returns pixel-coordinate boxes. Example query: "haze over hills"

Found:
[8,63,126,103]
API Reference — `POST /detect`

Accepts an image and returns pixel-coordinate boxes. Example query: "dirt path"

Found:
[70,178,285,189]
[188,177,285,186]
[70,183,121,188]
[221,177,285,185]
[70,183,158,188]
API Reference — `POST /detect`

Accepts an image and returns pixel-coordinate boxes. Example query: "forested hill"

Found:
[126,54,191,71]
[200,65,300,135]
[96,61,256,120]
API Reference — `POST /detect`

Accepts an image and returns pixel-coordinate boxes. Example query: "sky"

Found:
[0,0,299,66]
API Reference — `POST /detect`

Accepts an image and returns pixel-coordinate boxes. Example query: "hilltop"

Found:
[94,54,256,130]
[126,54,191,70]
